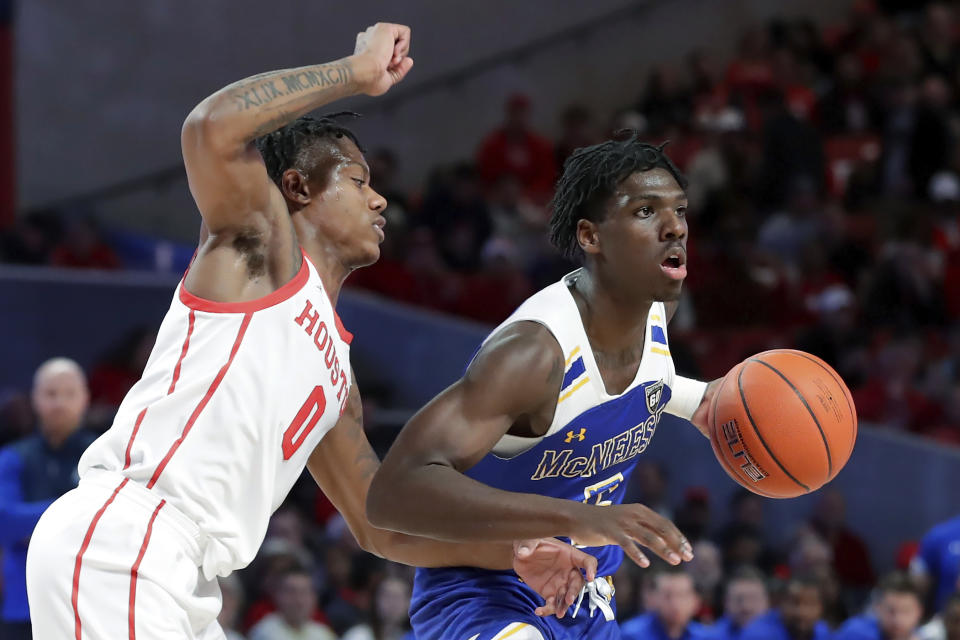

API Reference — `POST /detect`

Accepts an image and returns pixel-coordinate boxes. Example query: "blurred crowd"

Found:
[2,355,960,640]
[5,1,960,638]
[6,1,960,447]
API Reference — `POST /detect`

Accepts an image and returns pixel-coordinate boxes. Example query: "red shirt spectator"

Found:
[477,94,556,203]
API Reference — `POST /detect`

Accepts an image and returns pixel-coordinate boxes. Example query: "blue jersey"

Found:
[620,612,721,640]
[739,611,831,640]
[833,614,883,640]
[413,271,684,640]
[913,515,960,610]
[0,429,95,622]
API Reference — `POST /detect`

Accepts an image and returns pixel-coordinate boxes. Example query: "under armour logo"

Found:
[565,428,587,443]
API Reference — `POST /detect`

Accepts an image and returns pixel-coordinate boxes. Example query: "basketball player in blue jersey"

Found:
[368,136,721,640]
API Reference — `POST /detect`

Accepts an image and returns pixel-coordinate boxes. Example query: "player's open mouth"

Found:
[660,250,687,280]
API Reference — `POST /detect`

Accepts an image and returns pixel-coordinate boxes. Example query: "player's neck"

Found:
[301,242,350,305]
[572,267,652,352]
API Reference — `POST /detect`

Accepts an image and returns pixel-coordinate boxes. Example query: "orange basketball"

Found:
[708,349,858,498]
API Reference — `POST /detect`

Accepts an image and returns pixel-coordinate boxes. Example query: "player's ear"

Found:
[280,169,312,205]
[577,219,601,256]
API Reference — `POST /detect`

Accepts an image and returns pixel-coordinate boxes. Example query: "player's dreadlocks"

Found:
[255,112,365,189]
[549,132,687,260]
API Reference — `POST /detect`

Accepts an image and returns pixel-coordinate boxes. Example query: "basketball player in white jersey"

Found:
[368,137,721,639]
[25,23,597,640]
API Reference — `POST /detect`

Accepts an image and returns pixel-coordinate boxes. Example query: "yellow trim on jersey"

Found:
[558,376,590,403]
[493,623,530,640]
[651,347,671,357]
[565,346,581,367]
[651,314,662,322]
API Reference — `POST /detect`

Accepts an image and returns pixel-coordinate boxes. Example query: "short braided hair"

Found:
[549,132,686,260]
[255,112,364,188]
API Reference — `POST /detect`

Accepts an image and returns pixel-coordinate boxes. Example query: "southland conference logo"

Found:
[645,379,665,414]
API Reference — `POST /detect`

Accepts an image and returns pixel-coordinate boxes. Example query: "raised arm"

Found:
[367,323,693,568]
[181,23,413,236]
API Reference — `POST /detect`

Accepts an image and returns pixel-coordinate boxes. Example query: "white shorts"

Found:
[26,469,225,640]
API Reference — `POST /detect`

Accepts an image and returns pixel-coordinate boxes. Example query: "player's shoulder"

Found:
[739,611,785,640]
[467,320,562,386]
[3,433,43,461]
[926,515,960,544]
[833,614,879,639]
[619,612,656,638]
[688,621,723,639]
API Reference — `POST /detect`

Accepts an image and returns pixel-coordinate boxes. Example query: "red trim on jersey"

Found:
[122,408,149,470]
[333,311,353,345]
[128,499,165,640]
[178,251,310,314]
[168,310,196,394]
[300,251,353,344]
[73,478,129,640]
[123,311,196,470]
[147,313,252,489]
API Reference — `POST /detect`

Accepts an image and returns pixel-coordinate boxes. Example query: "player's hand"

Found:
[569,503,694,569]
[690,378,723,438]
[353,23,414,96]
[512,538,597,619]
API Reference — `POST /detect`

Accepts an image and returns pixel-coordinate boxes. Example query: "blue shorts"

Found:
[411,568,621,640]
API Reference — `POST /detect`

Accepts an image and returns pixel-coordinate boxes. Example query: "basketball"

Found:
[708,349,858,499]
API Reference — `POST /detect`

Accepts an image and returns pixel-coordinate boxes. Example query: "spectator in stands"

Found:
[756,87,825,209]
[49,215,120,270]
[418,162,492,272]
[248,567,336,640]
[917,3,959,81]
[714,567,770,640]
[715,491,774,570]
[688,540,725,621]
[218,574,247,640]
[740,575,831,640]
[0,211,58,265]
[945,592,960,640]
[756,175,825,270]
[639,64,693,135]
[912,514,960,612]
[675,487,713,543]
[87,326,156,431]
[453,236,532,324]
[555,103,598,170]
[910,75,955,200]
[620,566,719,640]
[810,490,876,594]
[476,93,556,203]
[0,358,94,640]
[0,392,33,448]
[368,147,410,221]
[834,572,923,640]
[625,460,673,520]
[918,590,960,640]
[341,574,415,640]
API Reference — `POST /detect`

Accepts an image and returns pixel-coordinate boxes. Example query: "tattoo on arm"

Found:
[227,62,354,113]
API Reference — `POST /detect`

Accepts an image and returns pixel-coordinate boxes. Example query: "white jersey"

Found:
[485,269,676,458]
[79,251,352,579]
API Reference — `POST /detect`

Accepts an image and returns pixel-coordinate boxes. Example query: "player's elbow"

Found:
[353,525,387,559]
[364,471,394,530]
[181,102,242,158]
